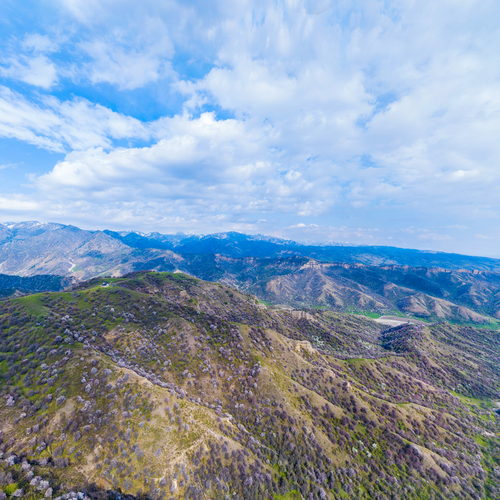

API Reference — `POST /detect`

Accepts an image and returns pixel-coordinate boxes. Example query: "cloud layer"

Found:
[0,0,499,255]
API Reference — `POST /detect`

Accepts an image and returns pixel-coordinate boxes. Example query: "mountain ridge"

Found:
[0,222,499,325]
[2,222,499,271]
[0,271,497,498]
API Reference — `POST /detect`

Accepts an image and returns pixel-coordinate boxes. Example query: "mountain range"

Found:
[0,271,498,499]
[0,221,499,326]
[1,222,499,278]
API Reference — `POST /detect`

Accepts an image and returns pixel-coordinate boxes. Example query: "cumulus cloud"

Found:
[55,0,192,90]
[35,112,334,222]
[0,86,149,152]
[1,33,59,89]
[173,0,500,225]
[0,196,40,212]
[0,0,499,254]
[0,55,57,89]
[78,19,174,90]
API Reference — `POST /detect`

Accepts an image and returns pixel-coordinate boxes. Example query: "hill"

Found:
[0,272,498,499]
[0,222,498,325]
[248,260,500,323]
[138,255,500,325]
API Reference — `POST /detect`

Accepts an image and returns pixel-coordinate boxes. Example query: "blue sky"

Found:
[0,0,499,256]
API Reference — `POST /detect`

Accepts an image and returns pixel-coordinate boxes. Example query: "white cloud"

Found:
[35,112,332,218]
[78,17,174,90]
[0,0,499,254]
[22,33,58,53]
[1,32,59,89]
[0,86,149,152]
[55,0,190,89]
[19,106,338,237]
[1,55,58,89]
[0,196,40,212]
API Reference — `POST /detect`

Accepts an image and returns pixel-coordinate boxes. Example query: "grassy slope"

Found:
[0,272,498,499]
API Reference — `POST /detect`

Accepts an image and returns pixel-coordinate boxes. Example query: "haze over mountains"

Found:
[1,222,499,278]
[0,221,499,326]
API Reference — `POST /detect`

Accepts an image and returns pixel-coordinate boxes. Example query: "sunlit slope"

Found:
[0,272,498,499]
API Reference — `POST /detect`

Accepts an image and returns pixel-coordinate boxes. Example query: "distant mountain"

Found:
[0,222,183,280]
[0,272,497,498]
[0,222,498,324]
[154,255,498,324]
[255,261,500,323]
[1,222,499,276]
[116,229,500,270]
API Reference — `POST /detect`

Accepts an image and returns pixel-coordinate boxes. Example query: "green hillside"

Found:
[0,272,498,499]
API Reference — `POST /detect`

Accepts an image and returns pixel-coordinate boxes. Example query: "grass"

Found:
[13,293,48,316]
[272,463,287,479]
[450,390,494,410]
[350,308,498,329]
[345,309,382,319]
[157,271,199,283]
[447,318,500,331]
[474,435,490,447]
[273,491,302,500]
[257,298,274,307]
[344,357,373,366]
[3,483,19,495]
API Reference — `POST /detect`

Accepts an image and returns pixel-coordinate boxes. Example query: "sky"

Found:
[0,0,499,257]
